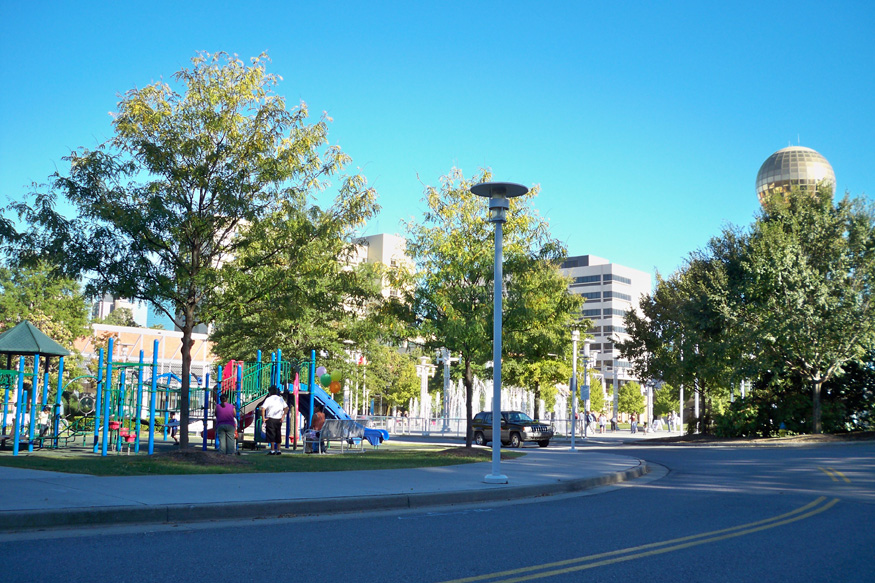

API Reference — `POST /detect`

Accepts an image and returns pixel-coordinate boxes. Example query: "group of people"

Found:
[209,384,330,455]
[581,410,681,434]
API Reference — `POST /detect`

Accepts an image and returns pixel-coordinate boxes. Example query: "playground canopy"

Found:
[0,320,70,358]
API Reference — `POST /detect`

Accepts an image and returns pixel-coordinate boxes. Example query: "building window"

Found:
[603,308,628,317]
[603,325,627,334]
[603,274,632,285]
[571,275,601,286]
[603,291,632,302]
[582,309,601,317]
[580,291,601,300]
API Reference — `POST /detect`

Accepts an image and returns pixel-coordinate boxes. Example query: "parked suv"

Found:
[472,411,553,448]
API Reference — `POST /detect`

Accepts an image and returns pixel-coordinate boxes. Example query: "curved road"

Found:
[2,442,872,582]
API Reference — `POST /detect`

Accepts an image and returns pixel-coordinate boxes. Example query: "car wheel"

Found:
[510,432,522,448]
[474,432,486,446]
[538,440,550,447]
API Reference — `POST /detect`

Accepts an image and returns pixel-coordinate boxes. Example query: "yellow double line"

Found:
[820,467,851,483]
[438,496,839,583]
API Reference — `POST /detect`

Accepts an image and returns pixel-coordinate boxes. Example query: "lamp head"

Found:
[470,182,529,224]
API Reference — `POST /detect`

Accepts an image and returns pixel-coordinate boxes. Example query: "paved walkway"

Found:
[0,430,670,531]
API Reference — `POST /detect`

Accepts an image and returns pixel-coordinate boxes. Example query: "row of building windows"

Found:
[582,308,631,318]
[603,291,632,301]
[571,274,633,286]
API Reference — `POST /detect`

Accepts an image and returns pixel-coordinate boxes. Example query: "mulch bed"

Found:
[152,449,252,465]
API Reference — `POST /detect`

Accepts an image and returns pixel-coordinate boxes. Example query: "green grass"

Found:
[0,442,523,476]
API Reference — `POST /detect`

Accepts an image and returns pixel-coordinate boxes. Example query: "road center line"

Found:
[438,496,838,583]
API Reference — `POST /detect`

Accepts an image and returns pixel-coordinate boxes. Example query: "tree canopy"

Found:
[1,52,375,445]
[401,168,583,446]
[618,185,875,435]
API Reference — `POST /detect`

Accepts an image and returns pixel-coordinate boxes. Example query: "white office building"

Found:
[559,254,652,389]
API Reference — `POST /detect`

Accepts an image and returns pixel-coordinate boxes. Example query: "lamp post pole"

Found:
[471,181,528,485]
[570,330,579,451]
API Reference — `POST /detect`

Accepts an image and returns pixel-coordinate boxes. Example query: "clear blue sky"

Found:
[2,0,873,281]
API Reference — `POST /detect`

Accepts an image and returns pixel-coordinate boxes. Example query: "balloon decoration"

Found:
[320,373,332,388]
[330,370,342,382]
[315,366,327,377]
[329,380,341,394]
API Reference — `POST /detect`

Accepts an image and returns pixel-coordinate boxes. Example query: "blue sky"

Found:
[2,0,873,289]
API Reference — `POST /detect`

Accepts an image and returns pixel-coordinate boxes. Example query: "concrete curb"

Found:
[0,462,650,532]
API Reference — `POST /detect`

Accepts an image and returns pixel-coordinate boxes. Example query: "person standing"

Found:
[630,412,638,434]
[215,393,237,455]
[262,386,288,455]
[598,412,607,434]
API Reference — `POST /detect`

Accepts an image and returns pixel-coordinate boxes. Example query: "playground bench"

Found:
[307,419,365,454]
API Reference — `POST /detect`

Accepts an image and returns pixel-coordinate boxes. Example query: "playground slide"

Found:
[298,385,388,446]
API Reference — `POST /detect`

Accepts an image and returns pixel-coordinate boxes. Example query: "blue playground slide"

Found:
[297,385,389,447]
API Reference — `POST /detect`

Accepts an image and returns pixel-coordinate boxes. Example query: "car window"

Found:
[507,412,533,423]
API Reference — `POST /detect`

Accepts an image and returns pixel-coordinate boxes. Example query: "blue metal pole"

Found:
[234,368,241,453]
[93,348,105,453]
[236,364,243,451]
[148,340,158,455]
[41,357,50,408]
[309,349,316,429]
[53,356,65,448]
[135,351,144,453]
[28,362,37,452]
[116,368,127,453]
[203,374,210,451]
[32,353,40,410]
[1,380,9,436]
[12,357,25,456]
[101,338,114,457]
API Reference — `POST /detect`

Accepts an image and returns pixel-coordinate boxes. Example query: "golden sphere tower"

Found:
[755,146,836,205]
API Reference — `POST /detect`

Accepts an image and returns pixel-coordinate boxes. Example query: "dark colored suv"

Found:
[472,411,553,448]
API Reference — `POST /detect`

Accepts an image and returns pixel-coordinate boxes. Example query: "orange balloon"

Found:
[329,380,341,394]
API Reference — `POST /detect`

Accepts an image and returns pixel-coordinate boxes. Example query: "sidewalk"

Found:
[0,432,665,532]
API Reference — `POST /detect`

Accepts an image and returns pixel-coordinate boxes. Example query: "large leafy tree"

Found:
[403,168,582,446]
[1,52,374,446]
[744,187,875,433]
[0,262,90,351]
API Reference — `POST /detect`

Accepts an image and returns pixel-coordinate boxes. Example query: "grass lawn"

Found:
[0,441,523,476]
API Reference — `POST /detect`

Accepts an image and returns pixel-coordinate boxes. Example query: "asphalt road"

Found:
[2,441,872,583]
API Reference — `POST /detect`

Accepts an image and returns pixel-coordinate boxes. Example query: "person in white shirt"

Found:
[262,386,288,455]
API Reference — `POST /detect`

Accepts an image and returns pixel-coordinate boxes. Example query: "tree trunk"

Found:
[464,357,474,448]
[534,384,541,422]
[179,319,194,448]
[812,378,822,434]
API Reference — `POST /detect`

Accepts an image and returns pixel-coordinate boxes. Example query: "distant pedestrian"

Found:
[630,413,638,434]
[262,386,288,455]
[610,414,618,431]
[215,393,237,455]
[598,412,607,434]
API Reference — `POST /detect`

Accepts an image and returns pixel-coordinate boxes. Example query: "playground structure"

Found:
[0,334,388,456]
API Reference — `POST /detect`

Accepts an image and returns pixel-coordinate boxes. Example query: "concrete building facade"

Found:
[559,254,652,392]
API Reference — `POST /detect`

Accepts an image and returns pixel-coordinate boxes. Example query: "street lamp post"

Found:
[471,181,528,485]
[570,330,579,451]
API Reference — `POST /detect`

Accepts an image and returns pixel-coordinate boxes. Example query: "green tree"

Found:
[0,262,90,351]
[653,382,680,417]
[743,187,875,433]
[618,381,645,416]
[1,53,374,446]
[403,168,582,446]
[95,307,138,327]
[585,371,606,414]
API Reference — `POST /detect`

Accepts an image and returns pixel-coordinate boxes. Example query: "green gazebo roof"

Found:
[0,321,70,357]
